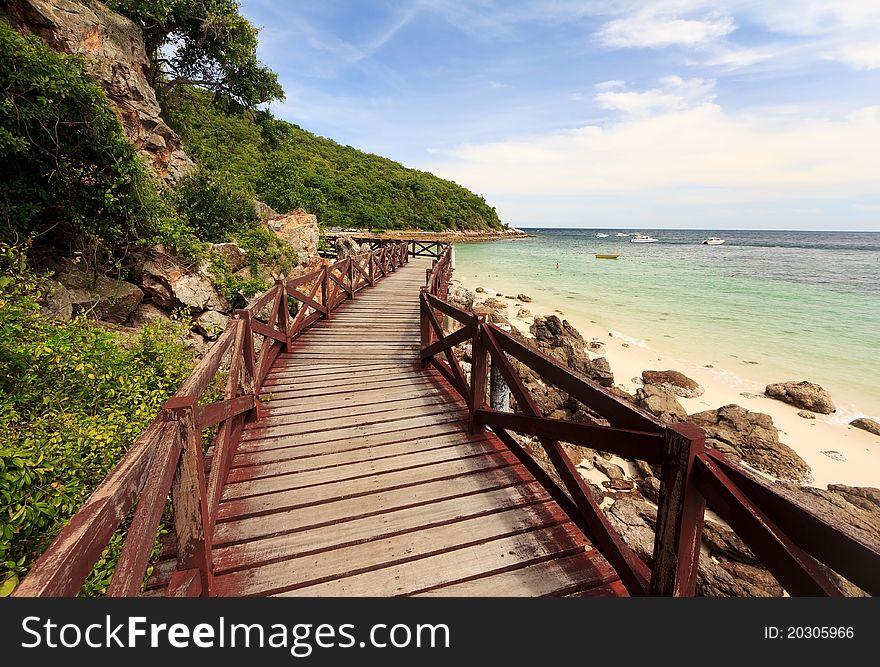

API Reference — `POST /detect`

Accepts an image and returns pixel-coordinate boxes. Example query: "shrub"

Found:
[0,245,196,596]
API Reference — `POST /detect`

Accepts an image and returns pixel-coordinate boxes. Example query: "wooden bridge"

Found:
[13,242,879,597]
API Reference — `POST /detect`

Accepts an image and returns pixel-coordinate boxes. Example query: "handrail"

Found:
[420,247,880,597]
[14,241,410,597]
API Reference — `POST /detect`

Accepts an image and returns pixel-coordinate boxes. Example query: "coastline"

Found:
[457,276,880,489]
[325,227,531,243]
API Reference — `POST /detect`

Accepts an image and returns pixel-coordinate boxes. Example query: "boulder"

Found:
[447,284,475,312]
[482,297,508,311]
[53,260,143,323]
[40,281,73,320]
[688,404,811,482]
[772,482,880,546]
[765,380,835,414]
[517,294,532,302]
[6,0,194,182]
[634,384,687,423]
[516,308,532,319]
[129,302,169,328]
[210,242,249,273]
[475,287,485,293]
[195,311,230,340]
[797,410,816,420]
[593,458,625,481]
[131,249,227,312]
[334,235,369,259]
[254,200,278,222]
[529,315,614,387]
[268,209,318,260]
[850,417,880,436]
[642,369,704,398]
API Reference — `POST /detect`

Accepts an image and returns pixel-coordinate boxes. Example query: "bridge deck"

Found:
[207,258,623,596]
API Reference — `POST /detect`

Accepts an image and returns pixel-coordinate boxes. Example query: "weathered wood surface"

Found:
[191,258,623,597]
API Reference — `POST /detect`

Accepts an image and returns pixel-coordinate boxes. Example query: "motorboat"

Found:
[615,232,631,237]
[630,234,658,243]
[702,237,725,245]
[595,254,620,259]
[596,233,609,238]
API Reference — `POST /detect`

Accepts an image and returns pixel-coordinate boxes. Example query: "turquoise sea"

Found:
[454,229,880,420]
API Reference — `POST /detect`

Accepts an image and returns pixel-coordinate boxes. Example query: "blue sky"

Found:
[239,1,880,230]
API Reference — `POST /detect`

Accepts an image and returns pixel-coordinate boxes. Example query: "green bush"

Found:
[175,171,259,242]
[0,245,196,596]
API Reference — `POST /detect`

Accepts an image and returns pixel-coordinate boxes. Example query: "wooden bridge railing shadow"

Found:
[419,249,880,597]
[13,242,417,597]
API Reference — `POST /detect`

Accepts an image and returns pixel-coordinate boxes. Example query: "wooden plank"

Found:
[231,422,474,468]
[223,439,504,500]
[214,481,552,574]
[227,431,495,483]
[218,450,523,522]
[215,462,535,546]
[274,523,589,597]
[253,385,455,416]
[414,551,617,597]
[215,502,575,596]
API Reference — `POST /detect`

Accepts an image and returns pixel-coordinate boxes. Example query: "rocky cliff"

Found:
[4,0,194,182]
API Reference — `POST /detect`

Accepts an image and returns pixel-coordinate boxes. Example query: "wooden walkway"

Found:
[209,258,623,596]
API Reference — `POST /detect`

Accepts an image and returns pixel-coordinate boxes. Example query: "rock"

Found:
[635,476,661,504]
[587,340,605,353]
[6,0,194,182]
[820,450,846,462]
[129,302,169,328]
[268,209,318,260]
[516,308,532,319]
[195,311,230,340]
[773,482,880,546]
[53,260,143,323]
[634,384,687,423]
[210,243,249,273]
[642,369,704,398]
[40,281,73,320]
[475,287,485,293]
[482,297,508,310]
[797,410,816,420]
[850,417,880,436]
[529,316,614,387]
[698,556,784,597]
[517,293,532,302]
[181,331,208,354]
[740,392,764,399]
[131,249,227,312]
[333,235,369,259]
[604,497,656,562]
[765,380,836,414]
[447,284,475,312]
[593,458,626,481]
[604,479,635,491]
[688,404,811,482]
[253,200,278,222]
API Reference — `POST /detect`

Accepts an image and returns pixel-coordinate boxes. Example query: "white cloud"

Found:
[830,43,880,71]
[595,76,716,116]
[422,103,880,211]
[596,11,735,48]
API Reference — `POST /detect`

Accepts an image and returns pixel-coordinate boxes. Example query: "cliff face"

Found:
[4,0,194,182]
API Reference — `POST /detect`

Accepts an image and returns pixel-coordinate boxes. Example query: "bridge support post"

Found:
[468,318,488,433]
[164,396,213,596]
[489,324,511,412]
[650,423,707,596]
[321,266,331,321]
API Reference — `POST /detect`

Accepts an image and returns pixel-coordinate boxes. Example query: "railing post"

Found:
[348,257,356,296]
[419,288,431,366]
[322,265,331,320]
[275,279,290,351]
[489,324,511,412]
[164,396,213,596]
[468,317,488,433]
[234,309,261,420]
[650,422,707,596]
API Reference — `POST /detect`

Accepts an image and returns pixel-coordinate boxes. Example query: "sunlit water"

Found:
[454,229,880,419]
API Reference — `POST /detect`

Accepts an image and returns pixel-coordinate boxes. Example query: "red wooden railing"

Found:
[13,243,409,597]
[420,247,880,597]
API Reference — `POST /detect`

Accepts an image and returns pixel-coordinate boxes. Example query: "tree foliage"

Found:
[106,0,283,107]
[163,90,504,232]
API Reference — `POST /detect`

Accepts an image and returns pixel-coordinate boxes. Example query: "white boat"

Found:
[596,233,609,238]
[615,232,630,237]
[630,234,658,243]
[702,237,725,245]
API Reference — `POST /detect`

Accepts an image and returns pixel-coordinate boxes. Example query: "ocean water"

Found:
[454,229,880,419]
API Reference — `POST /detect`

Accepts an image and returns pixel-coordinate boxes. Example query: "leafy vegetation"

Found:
[0,245,196,596]
[162,89,504,232]
[106,0,283,108]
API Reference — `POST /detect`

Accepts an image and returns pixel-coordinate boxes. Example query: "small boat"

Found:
[702,237,725,245]
[596,233,609,238]
[630,234,658,243]
[595,253,620,259]
[615,232,631,237]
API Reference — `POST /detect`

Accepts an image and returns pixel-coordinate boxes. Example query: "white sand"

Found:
[463,284,880,489]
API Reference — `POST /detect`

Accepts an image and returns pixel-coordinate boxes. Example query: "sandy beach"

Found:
[458,278,880,489]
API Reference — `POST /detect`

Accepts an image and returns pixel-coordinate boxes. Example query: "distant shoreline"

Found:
[323,228,531,243]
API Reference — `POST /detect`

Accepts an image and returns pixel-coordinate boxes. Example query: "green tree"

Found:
[106,0,283,107]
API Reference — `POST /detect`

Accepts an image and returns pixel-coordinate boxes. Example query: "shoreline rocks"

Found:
[850,417,880,437]
[641,369,704,398]
[765,380,836,414]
